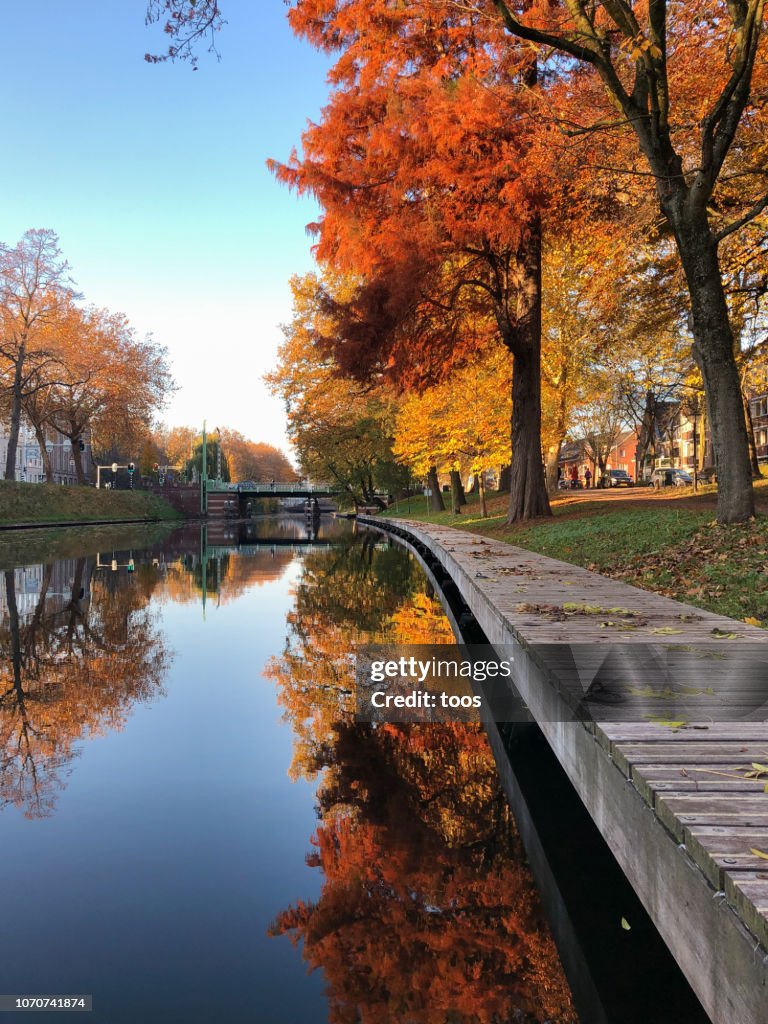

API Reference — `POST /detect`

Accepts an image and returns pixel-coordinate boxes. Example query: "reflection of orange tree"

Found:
[267,536,576,1022]
[271,724,576,1024]
[265,534,443,780]
[0,560,170,817]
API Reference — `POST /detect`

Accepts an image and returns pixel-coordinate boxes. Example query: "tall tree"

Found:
[49,305,174,482]
[0,229,75,480]
[266,2,560,521]
[465,0,768,522]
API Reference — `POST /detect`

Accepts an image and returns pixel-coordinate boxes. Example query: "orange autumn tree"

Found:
[219,430,295,483]
[454,0,768,522]
[268,1,568,521]
[17,298,174,483]
[0,229,75,480]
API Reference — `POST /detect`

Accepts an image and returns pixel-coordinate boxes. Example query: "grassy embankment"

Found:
[0,480,182,570]
[380,479,768,626]
[0,479,180,527]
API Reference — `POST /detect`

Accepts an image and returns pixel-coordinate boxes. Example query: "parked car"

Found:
[600,469,634,488]
[651,468,693,488]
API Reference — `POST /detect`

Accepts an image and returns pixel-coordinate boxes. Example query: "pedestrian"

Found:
[270,478,275,490]
[570,464,578,489]
[584,467,592,489]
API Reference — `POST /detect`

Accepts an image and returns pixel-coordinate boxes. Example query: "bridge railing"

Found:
[208,481,340,494]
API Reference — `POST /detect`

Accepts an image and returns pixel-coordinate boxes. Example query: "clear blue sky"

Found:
[0,1,331,455]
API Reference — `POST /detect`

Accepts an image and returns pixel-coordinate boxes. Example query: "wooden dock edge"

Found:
[359,515,768,1024]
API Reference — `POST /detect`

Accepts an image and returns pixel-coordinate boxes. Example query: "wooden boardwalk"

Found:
[359,516,768,1024]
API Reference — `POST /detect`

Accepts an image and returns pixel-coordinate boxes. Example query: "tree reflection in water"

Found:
[267,531,577,1024]
[0,558,170,818]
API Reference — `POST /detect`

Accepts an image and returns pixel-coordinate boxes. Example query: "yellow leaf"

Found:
[750,848,768,860]
[743,616,762,627]
[620,917,631,930]
[710,628,742,639]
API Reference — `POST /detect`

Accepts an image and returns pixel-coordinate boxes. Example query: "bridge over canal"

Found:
[204,480,342,517]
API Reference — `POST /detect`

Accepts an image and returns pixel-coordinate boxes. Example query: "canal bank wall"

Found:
[359,515,768,1024]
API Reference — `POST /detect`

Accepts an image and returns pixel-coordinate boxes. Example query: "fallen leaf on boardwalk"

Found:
[710,628,743,639]
[749,848,768,860]
[743,616,762,627]
[649,627,683,635]
[620,917,631,931]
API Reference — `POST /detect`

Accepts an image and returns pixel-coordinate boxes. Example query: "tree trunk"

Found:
[545,443,562,493]
[478,473,488,517]
[507,338,551,521]
[427,466,445,512]
[497,465,510,492]
[669,214,754,522]
[5,360,24,481]
[71,438,86,485]
[31,421,54,483]
[449,469,464,514]
[635,390,657,483]
[454,470,466,504]
[505,217,552,524]
[505,219,552,523]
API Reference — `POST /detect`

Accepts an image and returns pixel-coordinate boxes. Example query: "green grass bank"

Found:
[0,479,181,528]
[380,483,768,626]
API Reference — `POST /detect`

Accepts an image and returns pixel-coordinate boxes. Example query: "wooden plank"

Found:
[630,764,768,806]
[655,794,768,841]
[612,741,768,777]
[597,722,768,754]
[723,872,768,951]
[685,828,768,888]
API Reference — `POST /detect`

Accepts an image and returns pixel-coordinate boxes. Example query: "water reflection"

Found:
[0,557,169,818]
[0,519,576,1022]
[266,530,578,1023]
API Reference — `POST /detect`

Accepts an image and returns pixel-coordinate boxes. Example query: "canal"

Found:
[0,518,707,1023]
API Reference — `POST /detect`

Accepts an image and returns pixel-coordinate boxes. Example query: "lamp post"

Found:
[201,421,208,516]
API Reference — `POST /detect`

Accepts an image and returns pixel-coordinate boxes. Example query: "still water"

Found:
[0,517,576,1023]
[0,517,692,1024]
